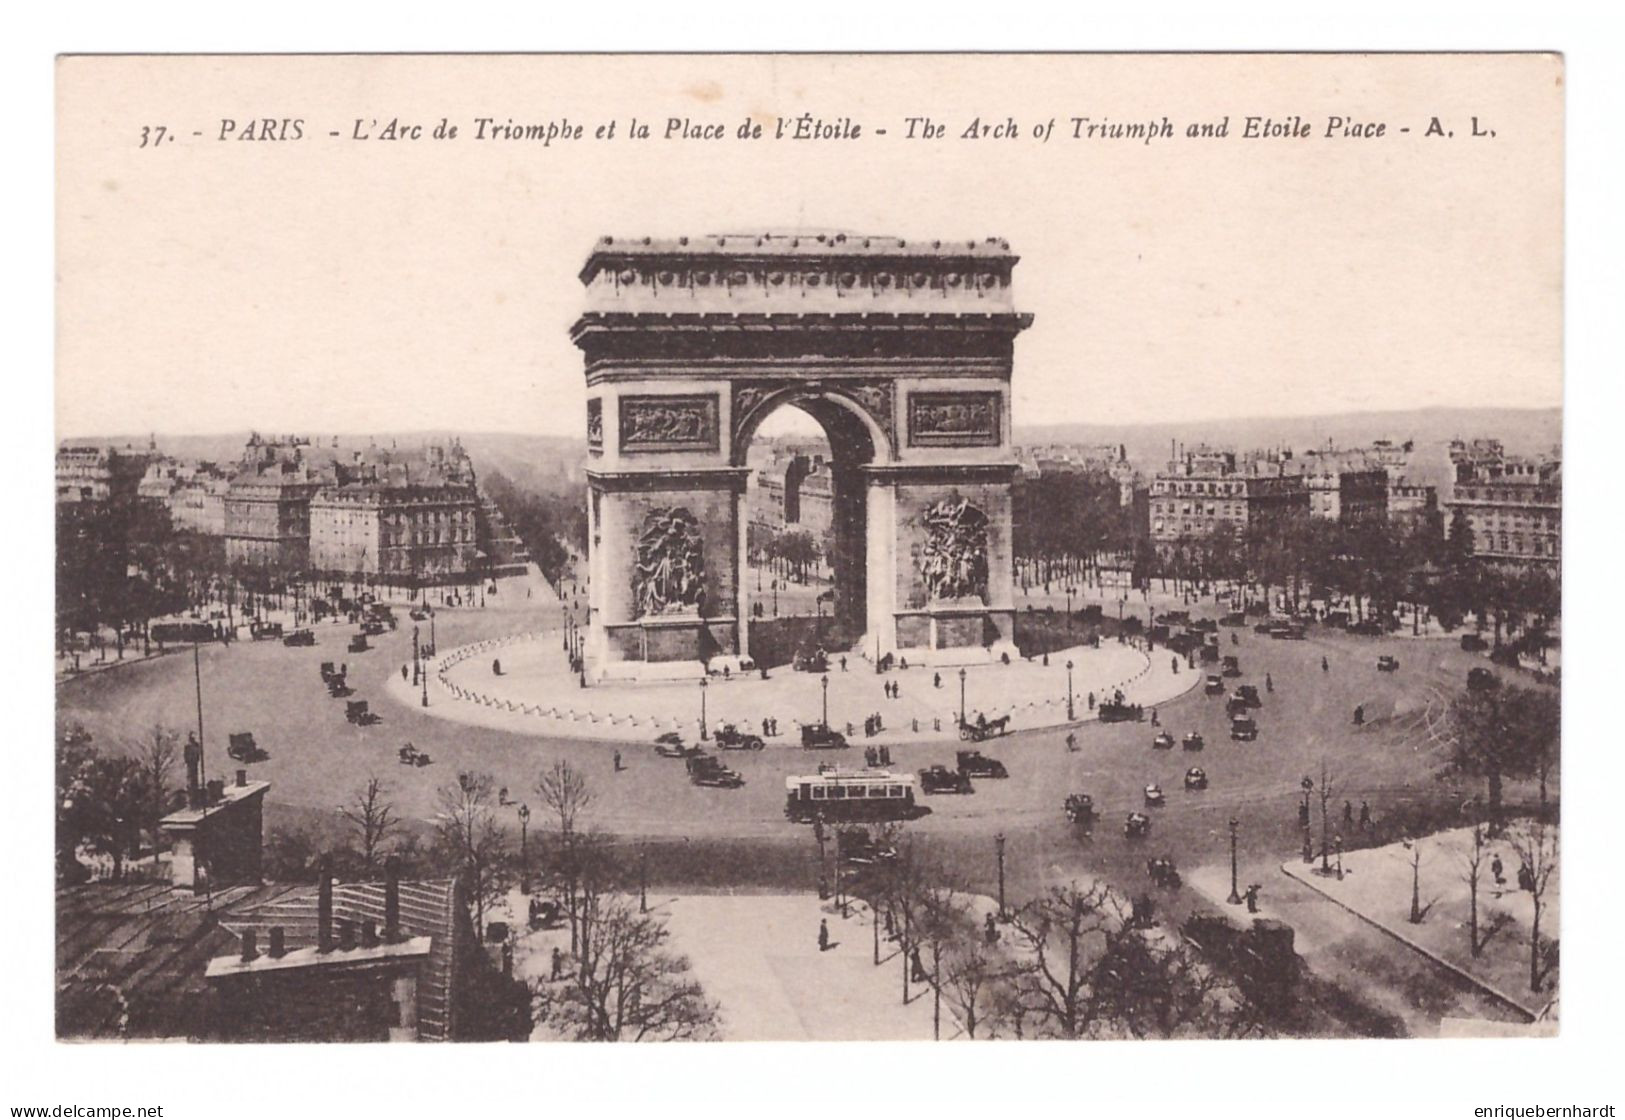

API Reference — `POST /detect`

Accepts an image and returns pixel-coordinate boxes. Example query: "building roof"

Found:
[57,876,463,1041]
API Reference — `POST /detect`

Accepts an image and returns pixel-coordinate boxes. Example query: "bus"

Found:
[784,767,924,823]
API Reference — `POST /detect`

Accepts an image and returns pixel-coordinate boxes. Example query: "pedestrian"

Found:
[1151,707,1159,726]
[1244,884,1261,914]
[1491,854,1505,886]
[1231,631,1239,646]
[1088,691,1096,710]
[1171,656,1179,674]
[1353,704,1364,726]
[613,750,622,772]
[1066,731,1078,752]
[1358,800,1371,831]
[401,664,408,681]
[840,656,847,672]
[818,918,830,953]
[550,946,563,980]
[1265,673,1273,693]
[1322,655,1330,673]
[934,672,942,689]
[1342,800,1353,827]
[984,912,999,945]
[911,947,928,983]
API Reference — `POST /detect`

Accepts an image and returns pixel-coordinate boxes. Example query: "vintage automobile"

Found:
[1199,641,1220,664]
[1467,667,1500,693]
[837,827,898,866]
[1152,731,1175,750]
[1221,611,1247,627]
[1184,766,1208,790]
[956,750,1008,779]
[1377,655,1400,672]
[1098,700,1144,723]
[801,722,850,751]
[227,731,269,764]
[1124,811,1152,838]
[1147,856,1181,888]
[919,765,974,794]
[1222,655,1242,677]
[250,621,284,641]
[1253,621,1279,635]
[1182,732,1204,751]
[687,755,745,789]
[282,628,316,647]
[397,742,432,767]
[527,897,564,931]
[361,619,387,638]
[1143,783,1166,806]
[409,607,430,621]
[1460,633,1489,653]
[793,647,829,673]
[1204,674,1226,696]
[347,635,370,654]
[320,660,339,681]
[1230,715,1259,741]
[1157,610,1191,626]
[1064,793,1095,825]
[653,733,701,759]
[346,700,380,726]
[959,714,1012,742]
[714,723,766,751]
[1271,624,1307,641]
[326,677,353,699]
[1236,684,1262,708]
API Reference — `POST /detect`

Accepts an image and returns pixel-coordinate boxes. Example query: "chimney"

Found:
[317,858,334,953]
[383,856,402,943]
[268,926,286,958]
[236,768,247,788]
[361,919,379,949]
[240,929,259,963]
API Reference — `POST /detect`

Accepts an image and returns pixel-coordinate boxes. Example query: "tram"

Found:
[784,767,923,823]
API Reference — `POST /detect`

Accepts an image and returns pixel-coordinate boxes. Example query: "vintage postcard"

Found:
[54,53,1562,1045]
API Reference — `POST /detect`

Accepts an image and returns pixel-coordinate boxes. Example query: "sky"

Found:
[56,54,1563,439]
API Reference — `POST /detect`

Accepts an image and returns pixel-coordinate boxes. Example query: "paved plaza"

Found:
[416,627,1195,745]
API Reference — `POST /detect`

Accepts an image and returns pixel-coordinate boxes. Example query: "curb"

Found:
[1279,860,1540,1023]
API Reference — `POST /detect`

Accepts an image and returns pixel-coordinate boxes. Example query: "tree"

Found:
[340,775,399,870]
[536,760,596,953]
[1004,881,1120,1038]
[939,934,1009,1039]
[1447,684,1555,831]
[434,770,509,932]
[542,891,719,1041]
[1507,818,1559,993]
[133,725,180,865]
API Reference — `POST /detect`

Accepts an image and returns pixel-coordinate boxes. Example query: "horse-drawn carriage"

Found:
[959,714,1011,742]
[227,731,269,764]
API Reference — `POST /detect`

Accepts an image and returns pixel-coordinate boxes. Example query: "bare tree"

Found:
[536,760,596,953]
[133,724,179,864]
[1507,819,1560,993]
[1315,759,1337,874]
[1004,881,1121,1038]
[434,770,509,932]
[542,891,719,1042]
[340,774,399,870]
[938,918,1016,1039]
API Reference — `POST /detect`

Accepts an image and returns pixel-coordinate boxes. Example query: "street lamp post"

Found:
[1406,838,1421,921]
[412,625,420,686]
[820,674,830,727]
[1227,817,1242,904]
[699,677,709,740]
[958,668,968,727]
[1066,586,1075,638]
[517,803,530,894]
[995,832,1007,920]
[1066,660,1075,722]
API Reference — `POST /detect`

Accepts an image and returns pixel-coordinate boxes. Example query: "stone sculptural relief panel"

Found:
[631,506,707,618]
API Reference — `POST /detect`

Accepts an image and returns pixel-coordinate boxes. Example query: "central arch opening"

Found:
[740,394,876,668]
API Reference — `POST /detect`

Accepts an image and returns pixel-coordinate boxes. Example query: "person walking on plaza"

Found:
[1322,655,1330,673]
[1265,673,1273,693]
[1491,853,1505,887]
[840,655,847,672]
[401,664,408,681]
[818,918,830,953]
[550,946,563,980]
[613,750,622,773]
[1358,800,1371,832]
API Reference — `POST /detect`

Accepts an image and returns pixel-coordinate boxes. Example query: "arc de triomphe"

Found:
[571,233,1032,683]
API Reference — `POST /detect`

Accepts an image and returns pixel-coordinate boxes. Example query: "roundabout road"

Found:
[57,598,1521,907]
